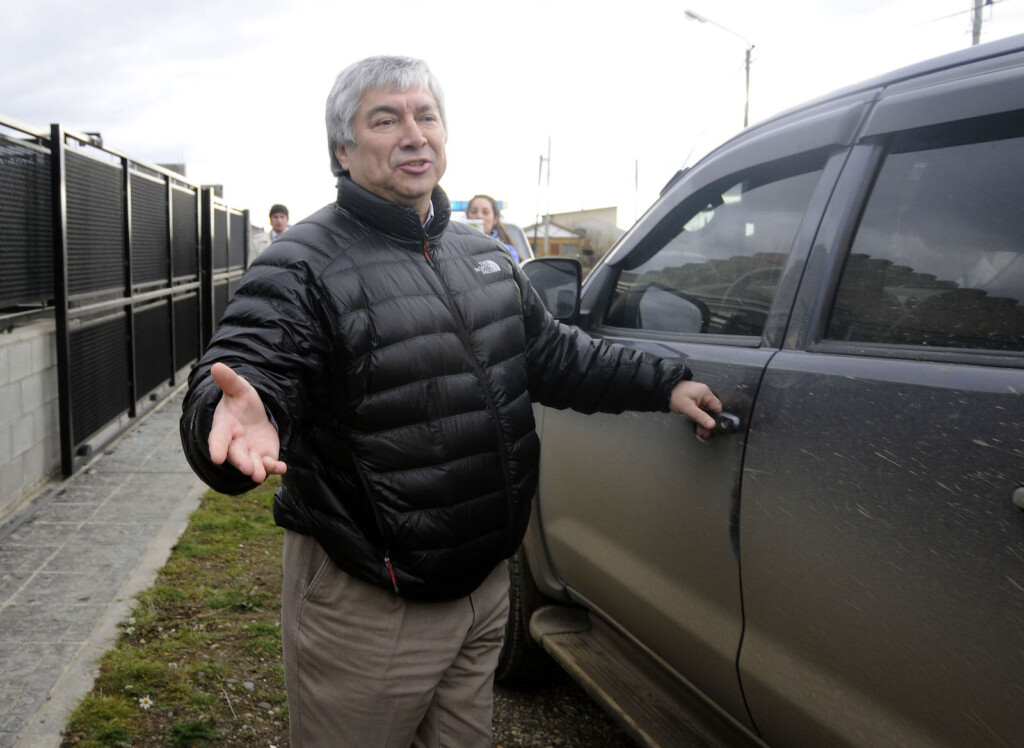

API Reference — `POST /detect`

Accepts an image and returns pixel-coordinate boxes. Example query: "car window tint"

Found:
[826,115,1024,352]
[604,166,823,336]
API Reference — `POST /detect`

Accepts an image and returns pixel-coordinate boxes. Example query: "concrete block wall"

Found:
[0,318,61,525]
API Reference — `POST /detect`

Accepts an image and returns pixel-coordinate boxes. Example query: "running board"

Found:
[529,605,765,748]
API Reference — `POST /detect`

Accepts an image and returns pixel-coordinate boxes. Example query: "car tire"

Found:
[495,546,547,685]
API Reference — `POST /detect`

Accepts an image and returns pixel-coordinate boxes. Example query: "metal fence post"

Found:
[165,173,177,385]
[243,208,251,267]
[49,124,74,476]
[122,156,138,416]
[200,186,214,349]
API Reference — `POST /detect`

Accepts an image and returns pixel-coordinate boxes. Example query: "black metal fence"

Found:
[1,115,250,476]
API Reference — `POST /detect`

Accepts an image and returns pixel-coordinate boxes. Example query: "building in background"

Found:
[525,206,625,271]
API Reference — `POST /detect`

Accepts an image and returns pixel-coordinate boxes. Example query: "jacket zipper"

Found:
[344,441,401,595]
[420,237,518,546]
[371,238,436,595]
[384,550,399,594]
[367,239,436,596]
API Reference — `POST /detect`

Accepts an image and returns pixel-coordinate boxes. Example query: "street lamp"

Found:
[685,9,754,127]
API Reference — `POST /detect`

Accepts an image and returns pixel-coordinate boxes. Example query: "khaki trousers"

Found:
[281,530,510,748]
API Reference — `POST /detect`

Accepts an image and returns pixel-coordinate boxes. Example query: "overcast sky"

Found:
[3,0,1024,230]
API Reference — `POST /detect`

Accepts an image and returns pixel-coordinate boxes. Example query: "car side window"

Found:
[826,115,1024,352]
[604,162,824,337]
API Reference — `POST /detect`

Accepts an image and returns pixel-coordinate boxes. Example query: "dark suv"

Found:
[505,33,1024,748]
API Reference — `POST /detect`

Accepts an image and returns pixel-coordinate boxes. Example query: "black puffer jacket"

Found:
[180,179,691,601]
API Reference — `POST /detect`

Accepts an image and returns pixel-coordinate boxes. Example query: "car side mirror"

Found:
[522,258,582,320]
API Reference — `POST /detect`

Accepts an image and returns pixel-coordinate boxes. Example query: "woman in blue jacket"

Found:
[467,193,520,263]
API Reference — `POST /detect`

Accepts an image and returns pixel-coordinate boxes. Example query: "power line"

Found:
[916,0,1007,27]
[909,0,1017,45]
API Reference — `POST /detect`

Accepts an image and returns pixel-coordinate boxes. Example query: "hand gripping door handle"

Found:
[695,412,741,443]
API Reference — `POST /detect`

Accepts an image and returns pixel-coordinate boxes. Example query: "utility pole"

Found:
[535,137,551,256]
[685,9,754,127]
[743,45,752,127]
[972,0,994,45]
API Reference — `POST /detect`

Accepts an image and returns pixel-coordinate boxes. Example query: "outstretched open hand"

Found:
[208,362,287,484]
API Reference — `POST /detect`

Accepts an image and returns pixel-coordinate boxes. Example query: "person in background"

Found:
[179,55,721,748]
[467,193,519,262]
[248,223,271,266]
[269,203,289,240]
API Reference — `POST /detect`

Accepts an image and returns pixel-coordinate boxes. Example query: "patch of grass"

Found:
[92,652,169,694]
[63,695,137,747]
[60,477,289,747]
[168,719,219,746]
[244,622,284,658]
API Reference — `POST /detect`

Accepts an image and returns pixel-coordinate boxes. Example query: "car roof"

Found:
[692,32,1024,173]
[784,32,1023,116]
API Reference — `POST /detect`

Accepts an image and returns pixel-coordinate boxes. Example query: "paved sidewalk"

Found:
[0,389,207,748]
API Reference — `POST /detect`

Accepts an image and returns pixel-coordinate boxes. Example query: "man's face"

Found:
[334,87,446,220]
[270,212,289,233]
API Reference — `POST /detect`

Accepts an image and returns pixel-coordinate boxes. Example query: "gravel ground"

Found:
[492,654,636,748]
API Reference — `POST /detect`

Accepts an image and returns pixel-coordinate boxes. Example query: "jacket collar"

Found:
[336,176,451,244]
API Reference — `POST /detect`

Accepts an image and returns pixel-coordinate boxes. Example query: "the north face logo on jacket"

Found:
[473,260,502,275]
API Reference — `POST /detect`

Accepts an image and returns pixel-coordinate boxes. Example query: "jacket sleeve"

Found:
[516,264,692,415]
[180,248,331,494]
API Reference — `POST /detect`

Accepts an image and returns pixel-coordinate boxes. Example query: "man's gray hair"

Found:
[326,55,447,176]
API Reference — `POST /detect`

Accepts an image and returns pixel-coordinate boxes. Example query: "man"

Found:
[268,203,289,240]
[180,55,720,747]
[248,204,288,266]
[248,225,271,266]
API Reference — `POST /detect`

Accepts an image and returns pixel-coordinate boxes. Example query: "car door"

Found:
[738,50,1024,747]
[532,92,875,724]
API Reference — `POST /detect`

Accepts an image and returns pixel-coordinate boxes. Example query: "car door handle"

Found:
[695,411,742,443]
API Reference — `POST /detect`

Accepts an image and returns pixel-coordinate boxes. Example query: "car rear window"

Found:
[826,112,1024,352]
